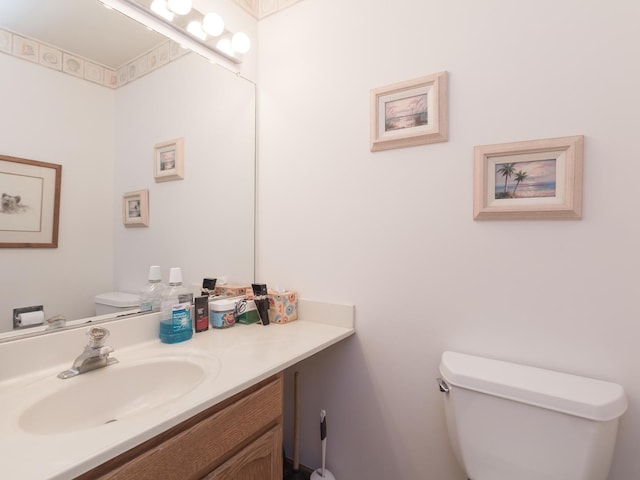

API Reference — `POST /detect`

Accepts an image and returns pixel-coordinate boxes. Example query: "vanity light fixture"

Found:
[99,0,249,64]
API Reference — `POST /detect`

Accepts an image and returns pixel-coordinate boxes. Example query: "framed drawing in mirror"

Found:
[154,137,184,182]
[0,155,62,248]
[122,189,149,227]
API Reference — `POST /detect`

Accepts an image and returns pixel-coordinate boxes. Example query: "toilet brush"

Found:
[310,410,336,480]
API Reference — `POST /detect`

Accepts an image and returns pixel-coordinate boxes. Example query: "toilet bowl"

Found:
[94,291,140,316]
[438,351,627,480]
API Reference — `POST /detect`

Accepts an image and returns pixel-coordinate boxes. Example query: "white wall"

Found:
[258,0,640,478]
[113,54,256,294]
[0,55,115,330]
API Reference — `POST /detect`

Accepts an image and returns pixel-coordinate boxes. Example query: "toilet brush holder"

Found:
[310,469,336,480]
[310,410,336,480]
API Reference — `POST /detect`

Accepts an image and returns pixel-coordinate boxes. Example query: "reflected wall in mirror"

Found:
[0,0,257,337]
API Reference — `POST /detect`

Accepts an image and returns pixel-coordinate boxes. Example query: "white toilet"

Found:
[438,351,627,480]
[94,291,140,316]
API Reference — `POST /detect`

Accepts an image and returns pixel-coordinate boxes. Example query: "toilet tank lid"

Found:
[439,351,627,421]
[94,292,140,307]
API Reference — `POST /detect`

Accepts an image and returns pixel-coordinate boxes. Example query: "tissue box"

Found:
[268,291,298,324]
[213,284,250,297]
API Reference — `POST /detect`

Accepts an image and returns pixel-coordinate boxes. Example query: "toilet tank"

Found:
[438,351,627,480]
[94,292,140,316]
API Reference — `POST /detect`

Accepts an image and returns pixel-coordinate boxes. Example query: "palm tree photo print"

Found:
[495,159,556,199]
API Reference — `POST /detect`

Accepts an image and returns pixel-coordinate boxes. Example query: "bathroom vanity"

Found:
[78,374,284,479]
[0,300,354,480]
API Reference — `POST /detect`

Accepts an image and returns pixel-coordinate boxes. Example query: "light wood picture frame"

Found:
[473,135,584,220]
[123,189,149,227]
[154,137,184,182]
[0,154,61,248]
[370,71,448,151]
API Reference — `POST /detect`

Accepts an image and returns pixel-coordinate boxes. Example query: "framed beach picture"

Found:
[473,136,584,220]
[153,138,184,182]
[122,189,149,227]
[0,155,62,248]
[370,71,448,151]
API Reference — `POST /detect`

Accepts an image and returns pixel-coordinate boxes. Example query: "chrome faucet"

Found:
[57,327,118,379]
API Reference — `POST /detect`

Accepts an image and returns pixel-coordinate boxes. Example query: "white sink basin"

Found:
[19,355,220,435]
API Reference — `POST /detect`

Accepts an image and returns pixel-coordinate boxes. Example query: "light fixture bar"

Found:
[99,0,242,64]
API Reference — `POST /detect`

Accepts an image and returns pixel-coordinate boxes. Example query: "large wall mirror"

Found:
[0,0,257,338]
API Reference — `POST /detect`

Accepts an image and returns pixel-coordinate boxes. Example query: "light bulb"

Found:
[216,38,233,56]
[187,21,207,41]
[202,12,224,37]
[231,32,250,54]
[167,0,192,15]
[150,0,174,21]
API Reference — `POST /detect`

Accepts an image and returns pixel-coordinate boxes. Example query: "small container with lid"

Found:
[209,298,237,329]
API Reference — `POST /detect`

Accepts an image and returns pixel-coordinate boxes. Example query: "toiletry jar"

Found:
[268,291,298,324]
[213,284,250,297]
[209,298,237,328]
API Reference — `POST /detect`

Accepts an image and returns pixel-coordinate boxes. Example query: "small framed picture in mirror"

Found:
[122,189,149,227]
[154,137,184,182]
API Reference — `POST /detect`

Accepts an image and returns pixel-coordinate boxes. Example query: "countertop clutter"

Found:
[0,299,355,480]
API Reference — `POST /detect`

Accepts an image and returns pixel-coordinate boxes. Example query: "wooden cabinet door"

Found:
[203,426,282,480]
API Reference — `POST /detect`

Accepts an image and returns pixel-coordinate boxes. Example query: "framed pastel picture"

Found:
[122,189,149,227]
[0,155,61,248]
[473,136,584,220]
[154,138,184,182]
[370,71,448,151]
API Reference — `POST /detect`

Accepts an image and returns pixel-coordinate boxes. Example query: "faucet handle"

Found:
[87,326,110,348]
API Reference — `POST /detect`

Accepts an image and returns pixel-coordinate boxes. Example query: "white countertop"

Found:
[0,299,354,479]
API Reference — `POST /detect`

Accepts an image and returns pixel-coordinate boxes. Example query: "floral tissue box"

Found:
[268,291,298,324]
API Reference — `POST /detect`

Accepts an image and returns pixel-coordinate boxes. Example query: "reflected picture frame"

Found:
[473,135,584,220]
[0,154,62,248]
[370,71,448,152]
[153,137,184,182]
[122,189,149,227]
